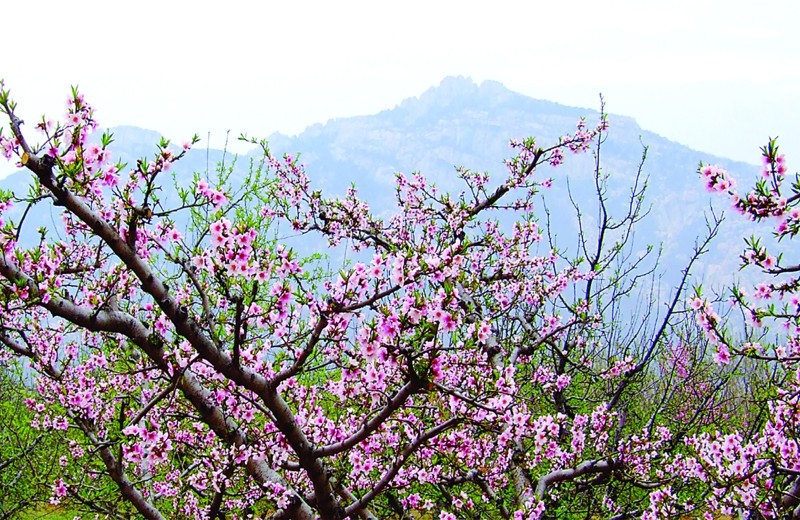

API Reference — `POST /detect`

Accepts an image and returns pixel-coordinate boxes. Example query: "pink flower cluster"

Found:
[700,164,737,193]
[196,179,229,208]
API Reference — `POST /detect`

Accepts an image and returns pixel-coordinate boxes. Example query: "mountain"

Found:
[0,76,767,293]
[263,76,761,290]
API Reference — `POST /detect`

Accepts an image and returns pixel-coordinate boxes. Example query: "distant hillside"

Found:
[1,76,767,293]
[263,76,761,291]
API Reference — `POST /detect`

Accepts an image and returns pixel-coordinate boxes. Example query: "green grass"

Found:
[17,504,81,520]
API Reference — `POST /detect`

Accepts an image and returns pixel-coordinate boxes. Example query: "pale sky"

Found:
[2,0,799,179]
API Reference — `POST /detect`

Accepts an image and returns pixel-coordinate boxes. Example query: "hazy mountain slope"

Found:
[0,76,767,292]
[263,76,761,290]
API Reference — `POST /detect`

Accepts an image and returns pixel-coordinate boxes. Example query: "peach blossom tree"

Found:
[0,83,772,519]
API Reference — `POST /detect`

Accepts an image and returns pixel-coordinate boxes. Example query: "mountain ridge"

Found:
[0,76,766,292]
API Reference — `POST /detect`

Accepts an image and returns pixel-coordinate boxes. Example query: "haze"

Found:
[3,0,798,177]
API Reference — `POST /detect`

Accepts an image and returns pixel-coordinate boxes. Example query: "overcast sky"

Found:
[3,0,799,179]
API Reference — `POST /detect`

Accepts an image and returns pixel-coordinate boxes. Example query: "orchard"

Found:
[0,83,798,520]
